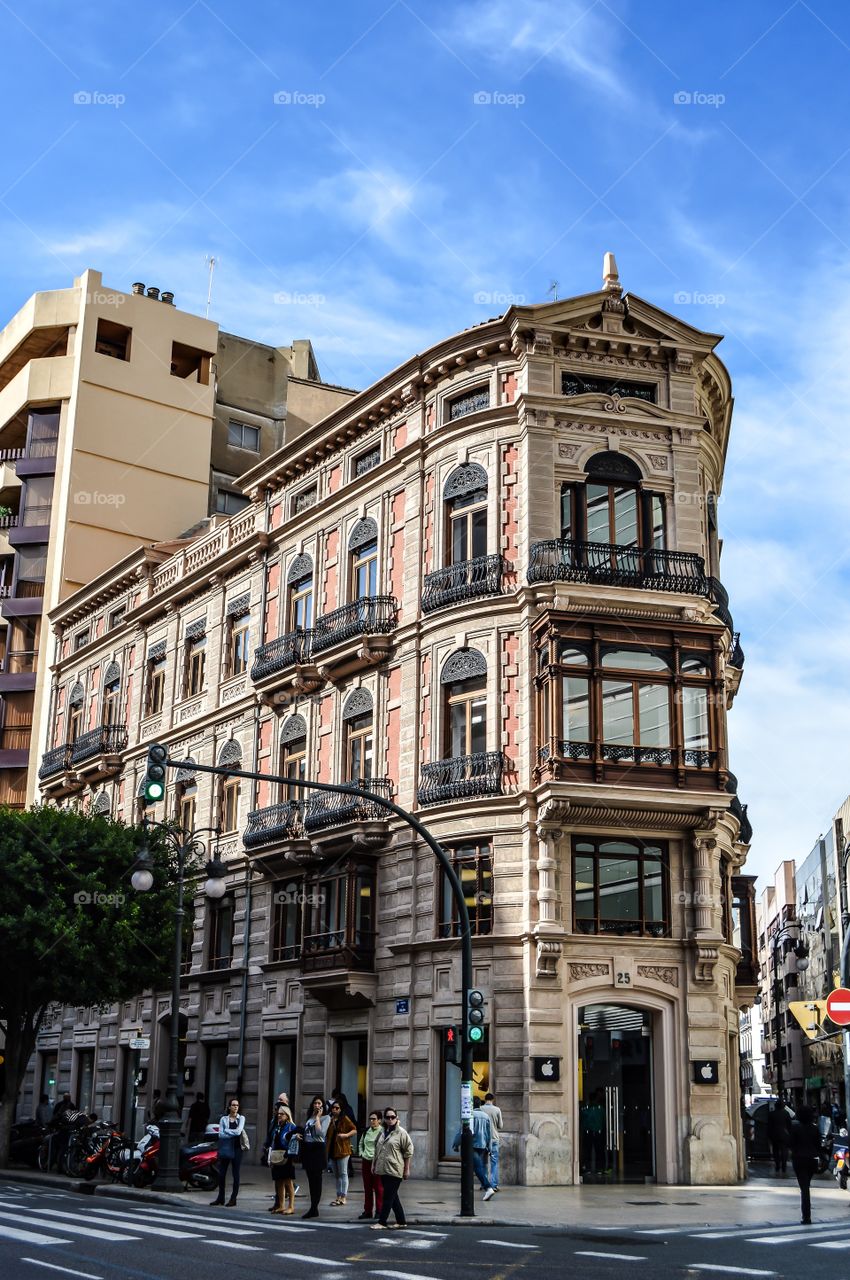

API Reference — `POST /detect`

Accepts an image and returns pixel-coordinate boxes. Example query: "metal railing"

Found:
[418,751,505,806]
[243,801,304,848]
[304,777,393,832]
[69,724,128,766]
[528,539,710,593]
[250,630,312,681]
[2,649,37,674]
[311,595,398,655]
[422,554,503,613]
[301,928,376,971]
[38,743,72,779]
[0,515,19,529]
[538,739,718,770]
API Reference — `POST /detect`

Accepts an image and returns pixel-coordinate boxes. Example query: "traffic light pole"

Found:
[150,750,477,1217]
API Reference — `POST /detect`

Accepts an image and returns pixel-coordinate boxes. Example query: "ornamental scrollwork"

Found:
[568,962,610,980]
[637,964,679,988]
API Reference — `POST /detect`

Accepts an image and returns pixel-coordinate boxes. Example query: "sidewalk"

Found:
[3,1163,848,1230]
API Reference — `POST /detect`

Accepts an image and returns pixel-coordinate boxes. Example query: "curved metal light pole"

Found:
[155,752,477,1217]
[131,821,226,1193]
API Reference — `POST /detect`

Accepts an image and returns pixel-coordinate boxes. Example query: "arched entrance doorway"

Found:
[578,1003,655,1183]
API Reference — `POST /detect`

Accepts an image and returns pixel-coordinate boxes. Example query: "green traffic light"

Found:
[468,1026,484,1043]
[145,781,165,801]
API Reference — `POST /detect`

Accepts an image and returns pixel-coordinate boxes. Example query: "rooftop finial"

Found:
[603,251,619,291]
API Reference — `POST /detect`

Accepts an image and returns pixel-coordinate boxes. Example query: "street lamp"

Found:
[771,923,809,1104]
[131,821,225,1192]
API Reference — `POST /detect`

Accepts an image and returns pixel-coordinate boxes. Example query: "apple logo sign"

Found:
[701,1064,713,1081]
[541,1059,554,1078]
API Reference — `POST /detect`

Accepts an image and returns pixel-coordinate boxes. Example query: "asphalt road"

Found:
[0,1179,847,1280]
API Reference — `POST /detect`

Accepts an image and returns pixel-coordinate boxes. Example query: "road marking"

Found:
[686,1268,776,1277]
[2,1206,200,1240]
[275,1253,351,1266]
[21,1262,102,1279]
[320,1222,374,1230]
[696,1221,849,1239]
[371,1272,441,1280]
[478,1239,539,1249]
[267,1223,318,1232]
[206,1241,264,1251]
[0,1208,138,1243]
[746,1230,845,1245]
[64,1204,261,1236]
[575,1251,647,1261]
[0,1224,71,1246]
[812,1242,850,1250]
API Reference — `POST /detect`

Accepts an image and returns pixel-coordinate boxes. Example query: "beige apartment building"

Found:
[0,269,352,811]
[26,258,756,1185]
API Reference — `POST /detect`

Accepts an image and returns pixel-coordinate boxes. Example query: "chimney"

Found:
[160,291,175,306]
[131,282,145,295]
[146,286,160,300]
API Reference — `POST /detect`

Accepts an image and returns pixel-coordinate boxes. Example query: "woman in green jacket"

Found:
[357,1111,384,1220]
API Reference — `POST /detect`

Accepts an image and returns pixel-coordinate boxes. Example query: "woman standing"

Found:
[326,1101,358,1206]
[210,1097,246,1208]
[263,1103,299,1215]
[358,1111,384,1220]
[300,1095,330,1219]
[371,1108,414,1230]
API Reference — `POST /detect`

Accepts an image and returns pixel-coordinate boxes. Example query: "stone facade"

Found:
[25,259,755,1185]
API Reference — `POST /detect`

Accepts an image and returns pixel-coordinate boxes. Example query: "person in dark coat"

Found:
[767,1102,791,1174]
[789,1104,821,1224]
[187,1092,211,1143]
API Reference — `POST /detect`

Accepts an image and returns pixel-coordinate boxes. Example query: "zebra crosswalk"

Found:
[635,1217,850,1251]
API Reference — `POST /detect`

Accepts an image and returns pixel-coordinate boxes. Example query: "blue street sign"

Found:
[395,999,410,1015]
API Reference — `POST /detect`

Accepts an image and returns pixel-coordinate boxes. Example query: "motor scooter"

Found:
[832,1128,849,1189]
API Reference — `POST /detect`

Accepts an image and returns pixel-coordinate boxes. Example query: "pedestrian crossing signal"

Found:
[443,1026,460,1065]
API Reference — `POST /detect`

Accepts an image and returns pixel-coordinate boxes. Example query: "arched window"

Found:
[287,554,313,631]
[444,464,488,565]
[343,689,374,781]
[217,740,241,833]
[561,452,666,557]
[441,649,487,758]
[348,519,378,600]
[279,714,307,803]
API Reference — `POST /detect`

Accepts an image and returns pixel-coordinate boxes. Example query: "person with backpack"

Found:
[263,1102,300,1214]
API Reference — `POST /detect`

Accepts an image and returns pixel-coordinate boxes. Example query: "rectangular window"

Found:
[229,615,250,677]
[292,486,318,515]
[208,899,234,971]
[572,837,668,937]
[102,680,120,726]
[171,341,211,384]
[220,777,240,832]
[186,637,206,697]
[21,475,53,528]
[227,421,260,451]
[447,387,490,420]
[178,786,196,833]
[108,606,126,630]
[271,881,302,962]
[439,840,493,937]
[147,657,165,715]
[74,630,90,652]
[560,485,574,541]
[27,407,60,458]
[216,489,250,516]
[95,318,131,361]
[562,675,590,743]
[353,444,381,477]
[290,575,313,631]
[681,685,709,750]
[352,540,378,600]
[346,712,373,782]
[68,703,83,742]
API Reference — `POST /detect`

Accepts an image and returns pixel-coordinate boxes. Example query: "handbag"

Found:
[269,1148,286,1165]
[240,1128,251,1152]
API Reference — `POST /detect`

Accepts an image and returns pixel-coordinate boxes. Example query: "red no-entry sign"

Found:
[825,988,850,1026]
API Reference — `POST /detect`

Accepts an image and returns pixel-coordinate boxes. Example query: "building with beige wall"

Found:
[0,269,353,811]
[26,257,756,1186]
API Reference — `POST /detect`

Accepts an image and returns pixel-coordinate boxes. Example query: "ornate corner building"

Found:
[25,257,756,1186]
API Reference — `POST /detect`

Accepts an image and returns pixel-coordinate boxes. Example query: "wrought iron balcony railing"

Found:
[304,777,393,833]
[422,554,503,613]
[418,751,505,806]
[311,595,398,655]
[730,631,745,668]
[38,743,72,779]
[250,629,313,682]
[243,801,304,849]
[538,739,718,769]
[528,539,710,593]
[69,724,128,766]
[301,928,376,972]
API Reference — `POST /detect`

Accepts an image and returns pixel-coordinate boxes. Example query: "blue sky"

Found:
[2,0,849,883]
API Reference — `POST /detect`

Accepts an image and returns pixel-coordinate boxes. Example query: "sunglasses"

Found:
[384,1114,397,1120]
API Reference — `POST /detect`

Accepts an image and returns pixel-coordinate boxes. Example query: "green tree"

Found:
[0,806,178,1166]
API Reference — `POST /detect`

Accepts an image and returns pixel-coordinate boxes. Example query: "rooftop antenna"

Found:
[204,255,217,319]
[547,279,559,302]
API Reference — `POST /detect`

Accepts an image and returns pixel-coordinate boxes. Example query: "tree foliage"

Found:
[0,806,180,1165]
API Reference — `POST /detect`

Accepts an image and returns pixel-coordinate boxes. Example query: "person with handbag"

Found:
[300,1095,330,1219]
[210,1097,246,1207]
[263,1103,299,1214]
[358,1110,384,1220]
[371,1107,414,1230]
[326,1101,358,1205]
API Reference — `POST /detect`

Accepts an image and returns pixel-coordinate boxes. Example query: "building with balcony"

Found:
[24,255,755,1185]
[756,862,807,1105]
[0,270,353,810]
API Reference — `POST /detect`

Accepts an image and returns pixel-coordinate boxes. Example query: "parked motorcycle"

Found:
[832,1128,849,1189]
[82,1123,125,1181]
[124,1124,219,1190]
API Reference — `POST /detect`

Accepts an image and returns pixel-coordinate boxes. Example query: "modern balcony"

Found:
[311,596,398,680]
[68,724,128,782]
[0,648,37,692]
[422,554,503,614]
[535,738,724,790]
[417,751,505,806]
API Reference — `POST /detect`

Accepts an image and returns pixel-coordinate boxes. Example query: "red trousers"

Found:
[362,1158,383,1216]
